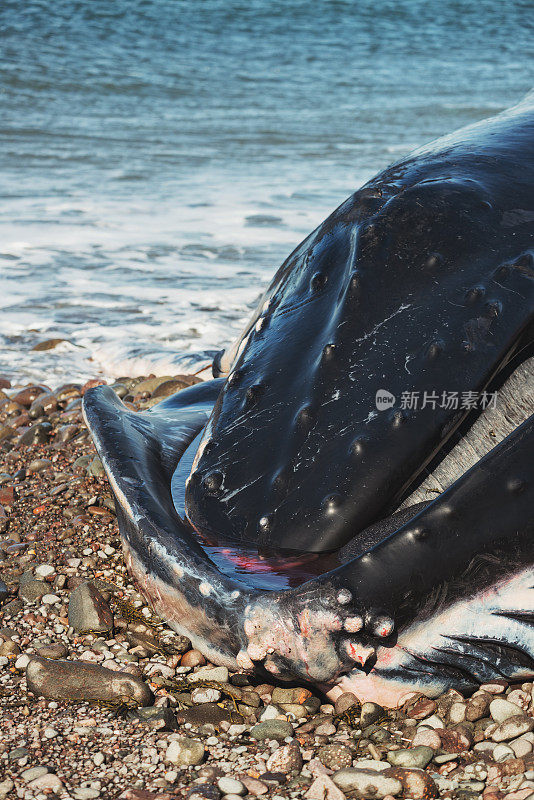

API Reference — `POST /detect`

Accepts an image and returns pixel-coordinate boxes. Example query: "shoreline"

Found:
[1,375,533,799]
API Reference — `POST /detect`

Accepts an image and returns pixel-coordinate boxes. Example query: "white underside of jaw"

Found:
[329,565,534,706]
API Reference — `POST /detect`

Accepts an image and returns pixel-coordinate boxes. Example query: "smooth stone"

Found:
[73,789,100,800]
[493,743,516,762]
[259,704,282,721]
[32,338,67,351]
[73,455,93,470]
[27,458,52,474]
[21,766,49,783]
[35,564,55,579]
[165,736,205,766]
[449,702,467,723]
[352,760,390,772]
[266,742,303,773]
[510,736,533,758]
[27,774,63,792]
[250,719,294,741]
[360,701,386,727]
[405,697,437,720]
[492,716,534,742]
[26,656,153,706]
[129,707,178,730]
[305,775,346,800]
[334,691,359,716]
[418,714,444,729]
[8,746,29,760]
[189,665,229,684]
[181,649,206,668]
[133,376,173,395]
[480,680,508,694]
[12,386,47,407]
[88,456,105,477]
[384,767,439,800]
[490,698,523,723]
[152,376,201,398]
[18,422,52,445]
[68,581,113,633]
[466,693,492,721]
[387,746,434,769]
[411,727,442,750]
[176,703,237,727]
[191,686,222,704]
[333,768,402,798]
[0,780,14,800]
[317,744,353,771]
[271,686,311,705]
[0,639,20,656]
[42,593,61,604]
[217,778,246,796]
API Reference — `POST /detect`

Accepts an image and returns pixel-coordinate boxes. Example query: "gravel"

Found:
[1,374,534,799]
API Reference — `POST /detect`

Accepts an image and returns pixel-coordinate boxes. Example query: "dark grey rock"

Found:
[68,581,113,633]
[26,656,153,706]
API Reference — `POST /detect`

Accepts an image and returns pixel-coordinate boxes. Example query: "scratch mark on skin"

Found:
[492,279,525,298]
[353,303,412,348]
[322,388,341,408]
[349,304,414,381]
[221,475,263,504]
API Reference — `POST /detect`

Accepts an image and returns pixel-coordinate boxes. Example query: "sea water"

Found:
[1,0,531,384]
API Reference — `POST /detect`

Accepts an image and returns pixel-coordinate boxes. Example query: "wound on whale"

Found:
[84,92,534,703]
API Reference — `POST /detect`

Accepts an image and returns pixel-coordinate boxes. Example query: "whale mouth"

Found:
[83,376,534,701]
[164,353,534,590]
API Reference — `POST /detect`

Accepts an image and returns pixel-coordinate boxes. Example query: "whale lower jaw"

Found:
[330,566,534,705]
[121,530,242,670]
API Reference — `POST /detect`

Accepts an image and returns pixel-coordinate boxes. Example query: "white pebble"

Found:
[260,704,281,721]
[35,564,55,578]
[73,789,100,799]
[0,656,9,667]
[0,779,14,799]
[164,770,178,783]
[93,753,105,767]
[42,594,61,605]
[493,743,515,762]
[21,767,49,783]
[218,777,246,795]
[43,727,58,738]
[418,714,445,729]
[15,654,30,670]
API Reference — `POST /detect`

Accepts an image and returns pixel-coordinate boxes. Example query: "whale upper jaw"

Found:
[183,96,534,555]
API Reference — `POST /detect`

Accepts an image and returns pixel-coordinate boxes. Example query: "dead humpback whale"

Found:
[84,93,534,705]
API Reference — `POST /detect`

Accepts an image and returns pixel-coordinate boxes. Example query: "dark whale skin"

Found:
[83,382,534,699]
[185,95,534,553]
[83,95,534,703]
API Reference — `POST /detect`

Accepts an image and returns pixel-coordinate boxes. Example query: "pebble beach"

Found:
[1,373,534,800]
